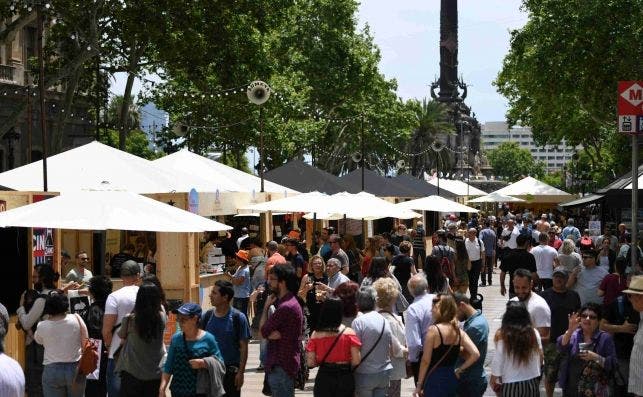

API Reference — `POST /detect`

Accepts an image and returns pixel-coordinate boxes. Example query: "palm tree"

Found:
[106,95,141,131]
[406,99,454,177]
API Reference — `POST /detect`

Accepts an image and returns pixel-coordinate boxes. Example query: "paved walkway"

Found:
[240,270,561,396]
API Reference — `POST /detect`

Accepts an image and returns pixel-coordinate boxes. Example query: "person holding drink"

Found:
[557,302,617,397]
[298,255,329,333]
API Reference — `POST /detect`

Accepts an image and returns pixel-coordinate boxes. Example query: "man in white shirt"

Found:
[501,219,520,250]
[465,228,485,299]
[531,233,560,291]
[511,268,551,344]
[404,274,434,385]
[102,260,140,397]
[236,227,250,249]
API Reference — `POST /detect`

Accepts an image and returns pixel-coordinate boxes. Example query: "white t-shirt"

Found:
[510,293,551,328]
[531,244,558,279]
[503,228,520,249]
[491,328,542,382]
[0,353,25,397]
[34,314,82,365]
[465,238,484,261]
[105,285,139,358]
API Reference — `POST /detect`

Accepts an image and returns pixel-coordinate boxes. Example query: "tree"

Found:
[494,0,643,180]
[406,99,454,177]
[487,142,545,181]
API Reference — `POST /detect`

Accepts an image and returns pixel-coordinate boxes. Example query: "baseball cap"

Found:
[120,260,141,277]
[553,266,569,278]
[172,302,202,317]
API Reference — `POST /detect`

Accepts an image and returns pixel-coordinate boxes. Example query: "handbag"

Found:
[419,327,459,390]
[74,313,99,376]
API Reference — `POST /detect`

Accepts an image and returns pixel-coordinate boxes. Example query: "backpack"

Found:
[436,245,455,285]
[579,236,594,251]
[201,307,248,350]
[624,245,642,267]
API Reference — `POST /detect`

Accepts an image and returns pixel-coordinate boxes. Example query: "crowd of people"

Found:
[1,212,642,397]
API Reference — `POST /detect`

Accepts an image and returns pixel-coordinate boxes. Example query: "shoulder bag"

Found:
[352,318,386,372]
[420,326,460,390]
[74,313,99,376]
[317,327,347,366]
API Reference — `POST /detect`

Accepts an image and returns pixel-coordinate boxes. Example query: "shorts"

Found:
[543,344,564,384]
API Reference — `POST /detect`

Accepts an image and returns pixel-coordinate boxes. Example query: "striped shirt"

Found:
[629,319,643,395]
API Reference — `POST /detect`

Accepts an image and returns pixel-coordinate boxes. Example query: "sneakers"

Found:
[479,283,486,287]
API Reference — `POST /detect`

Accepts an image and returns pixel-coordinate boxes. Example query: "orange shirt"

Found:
[265,252,287,274]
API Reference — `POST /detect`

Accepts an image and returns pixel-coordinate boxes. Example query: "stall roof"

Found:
[263,160,353,194]
[491,176,573,203]
[598,164,643,192]
[559,194,604,208]
[427,178,487,197]
[153,149,297,194]
[339,168,421,197]
[392,174,455,198]
[0,141,217,194]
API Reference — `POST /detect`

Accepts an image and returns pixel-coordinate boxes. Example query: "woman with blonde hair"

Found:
[372,277,408,397]
[558,238,582,272]
[414,294,479,397]
[489,302,543,396]
[298,255,328,334]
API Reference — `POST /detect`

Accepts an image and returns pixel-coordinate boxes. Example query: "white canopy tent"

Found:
[426,178,487,197]
[304,192,422,220]
[397,195,479,213]
[467,191,526,203]
[153,149,297,194]
[240,191,330,213]
[0,141,220,194]
[490,176,573,204]
[0,188,232,232]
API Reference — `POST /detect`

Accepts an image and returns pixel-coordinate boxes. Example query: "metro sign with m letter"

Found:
[618,81,643,134]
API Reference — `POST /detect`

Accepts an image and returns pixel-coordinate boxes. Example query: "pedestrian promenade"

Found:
[240,270,561,396]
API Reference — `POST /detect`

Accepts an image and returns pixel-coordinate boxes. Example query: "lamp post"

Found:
[247,81,271,193]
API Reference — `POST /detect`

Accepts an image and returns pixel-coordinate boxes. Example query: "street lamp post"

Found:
[33,1,50,191]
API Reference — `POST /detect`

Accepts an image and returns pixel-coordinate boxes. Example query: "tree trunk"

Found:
[118,42,141,150]
[52,66,82,152]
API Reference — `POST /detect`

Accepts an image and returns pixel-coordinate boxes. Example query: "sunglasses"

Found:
[80,257,90,262]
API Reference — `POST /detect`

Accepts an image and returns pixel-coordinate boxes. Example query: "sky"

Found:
[111,1,528,125]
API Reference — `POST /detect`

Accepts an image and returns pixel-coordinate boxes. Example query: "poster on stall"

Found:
[33,195,55,266]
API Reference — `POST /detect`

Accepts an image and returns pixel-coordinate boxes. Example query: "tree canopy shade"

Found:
[494,0,642,180]
[487,142,545,182]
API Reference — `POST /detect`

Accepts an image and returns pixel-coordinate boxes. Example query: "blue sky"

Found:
[356,0,527,123]
[112,1,527,124]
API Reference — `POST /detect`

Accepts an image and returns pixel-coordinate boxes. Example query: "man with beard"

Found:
[454,292,489,397]
[510,268,551,345]
[540,267,581,397]
[260,264,304,397]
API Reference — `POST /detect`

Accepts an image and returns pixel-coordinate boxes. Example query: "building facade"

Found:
[481,121,579,172]
[0,14,93,173]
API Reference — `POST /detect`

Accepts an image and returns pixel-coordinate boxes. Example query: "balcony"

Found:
[0,64,16,82]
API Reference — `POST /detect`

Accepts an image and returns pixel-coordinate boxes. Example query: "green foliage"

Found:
[540,171,565,190]
[406,99,454,176]
[99,128,160,160]
[494,0,643,181]
[487,142,545,181]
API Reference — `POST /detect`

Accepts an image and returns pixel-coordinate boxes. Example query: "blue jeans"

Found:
[354,369,391,397]
[42,361,85,397]
[267,366,294,397]
[457,377,488,397]
[106,358,120,397]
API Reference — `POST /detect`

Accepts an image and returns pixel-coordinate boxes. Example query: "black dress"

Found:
[306,272,328,333]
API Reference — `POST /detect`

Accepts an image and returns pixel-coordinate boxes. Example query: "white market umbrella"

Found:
[397,195,479,213]
[306,192,421,220]
[0,141,215,194]
[467,191,526,203]
[239,191,330,213]
[491,176,573,204]
[153,149,298,194]
[0,189,232,232]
